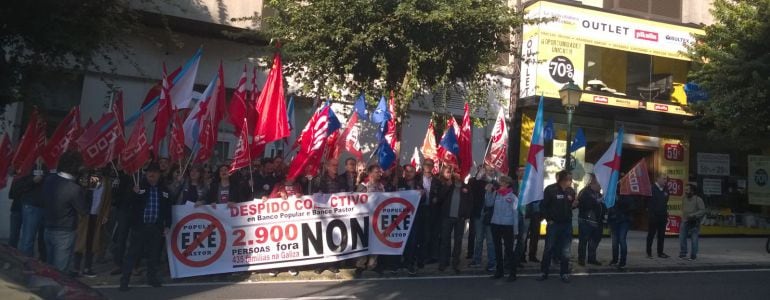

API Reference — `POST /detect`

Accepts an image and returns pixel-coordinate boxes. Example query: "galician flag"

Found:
[594,127,624,208]
[518,96,546,207]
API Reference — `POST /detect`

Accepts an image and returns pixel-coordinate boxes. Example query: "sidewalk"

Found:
[72,231,770,287]
[0,245,106,299]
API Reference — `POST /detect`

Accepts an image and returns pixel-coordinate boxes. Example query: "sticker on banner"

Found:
[372,197,415,248]
[171,213,227,267]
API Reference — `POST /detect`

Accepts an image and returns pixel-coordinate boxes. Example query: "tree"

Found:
[0,1,177,107]
[262,0,527,124]
[687,0,770,149]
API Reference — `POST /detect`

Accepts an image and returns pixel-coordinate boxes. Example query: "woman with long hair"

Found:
[207,165,242,208]
[171,165,208,206]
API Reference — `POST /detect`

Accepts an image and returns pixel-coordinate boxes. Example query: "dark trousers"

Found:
[121,223,163,286]
[528,214,543,260]
[577,220,602,263]
[111,209,132,267]
[541,222,571,276]
[9,210,22,248]
[73,215,97,271]
[514,216,530,262]
[646,217,667,256]
[404,206,428,267]
[427,206,442,260]
[439,217,465,269]
[611,220,630,266]
[467,217,477,258]
[491,224,516,277]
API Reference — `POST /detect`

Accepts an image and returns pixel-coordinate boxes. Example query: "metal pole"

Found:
[564,106,574,171]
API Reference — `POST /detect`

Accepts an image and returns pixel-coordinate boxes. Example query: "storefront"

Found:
[516,0,770,235]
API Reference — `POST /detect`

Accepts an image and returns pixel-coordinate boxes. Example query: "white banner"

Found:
[166,191,420,278]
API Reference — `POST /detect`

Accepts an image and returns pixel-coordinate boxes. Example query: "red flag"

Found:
[42,107,81,169]
[119,114,150,173]
[152,63,173,158]
[229,65,249,136]
[325,131,341,161]
[0,134,15,189]
[194,118,215,164]
[247,65,259,133]
[458,103,473,180]
[253,51,289,148]
[168,111,186,163]
[286,106,330,180]
[141,67,182,108]
[12,108,42,172]
[13,109,46,176]
[76,112,122,169]
[214,62,227,130]
[338,113,362,160]
[84,118,93,130]
[410,147,421,170]
[483,109,509,174]
[229,118,251,174]
[619,158,652,196]
[110,91,126,161]
[386,92,398,150]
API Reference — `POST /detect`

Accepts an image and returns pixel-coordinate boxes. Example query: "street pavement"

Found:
[78,231,770,288]
[98,269,770,300]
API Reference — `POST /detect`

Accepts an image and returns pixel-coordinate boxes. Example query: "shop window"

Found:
[606,0,682,22]
[583,45,690,104]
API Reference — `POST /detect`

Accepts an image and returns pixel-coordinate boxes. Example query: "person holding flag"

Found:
[519,97,546,264]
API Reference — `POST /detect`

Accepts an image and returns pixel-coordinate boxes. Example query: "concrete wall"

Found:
[131,0,265,29]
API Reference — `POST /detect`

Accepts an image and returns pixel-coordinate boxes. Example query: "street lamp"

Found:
[559,80,582,171]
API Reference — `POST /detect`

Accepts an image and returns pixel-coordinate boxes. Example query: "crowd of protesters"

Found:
[5,150,706,290]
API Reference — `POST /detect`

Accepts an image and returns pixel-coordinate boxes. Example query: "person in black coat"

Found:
[416,159,442,265]
[207,165,249,207]
[119,163,172,291]
[576,174,606,266]
[647,174,670,258]
[435,167,473,273]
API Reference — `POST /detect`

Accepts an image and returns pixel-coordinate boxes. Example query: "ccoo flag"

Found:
[594,127,624,208]
[483,108,509,174]
[518,96,546,207]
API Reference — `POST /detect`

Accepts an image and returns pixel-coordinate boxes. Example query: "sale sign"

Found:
[166,191,420,278]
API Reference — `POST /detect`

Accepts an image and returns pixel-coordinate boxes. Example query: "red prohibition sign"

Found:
[372,197,415,248]
[171,213,227,268]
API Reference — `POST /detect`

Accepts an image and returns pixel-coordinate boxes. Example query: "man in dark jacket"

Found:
[42,152,87,272]
[120,163,172,291]
[577,174,606,266]
[538,170,577,283]
[416,159,441,265]
[12,172,47,260]
[647,174,670,259]
[436,169,473,273]
[398,164,424,275]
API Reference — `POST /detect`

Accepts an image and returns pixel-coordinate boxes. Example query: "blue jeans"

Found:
[679,220,700,258]
[8,210,22,248]
[514,215,530,262]
[471,217,496,269]
[19,205,45,257]
[541,222,572,275]
[610,220,630,266]
[45,230,76,272]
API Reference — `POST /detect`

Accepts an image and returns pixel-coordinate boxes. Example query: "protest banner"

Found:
[166,190,420,278]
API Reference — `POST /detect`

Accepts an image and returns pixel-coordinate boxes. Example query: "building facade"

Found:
[514,0,769,235]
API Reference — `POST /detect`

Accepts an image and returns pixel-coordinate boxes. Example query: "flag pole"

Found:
[244,118,254,194]
[179,140,197,179]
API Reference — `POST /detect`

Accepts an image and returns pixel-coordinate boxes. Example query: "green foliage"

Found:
[263,0,526,125]
[0,0,179,107]
[687,0,770,148]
